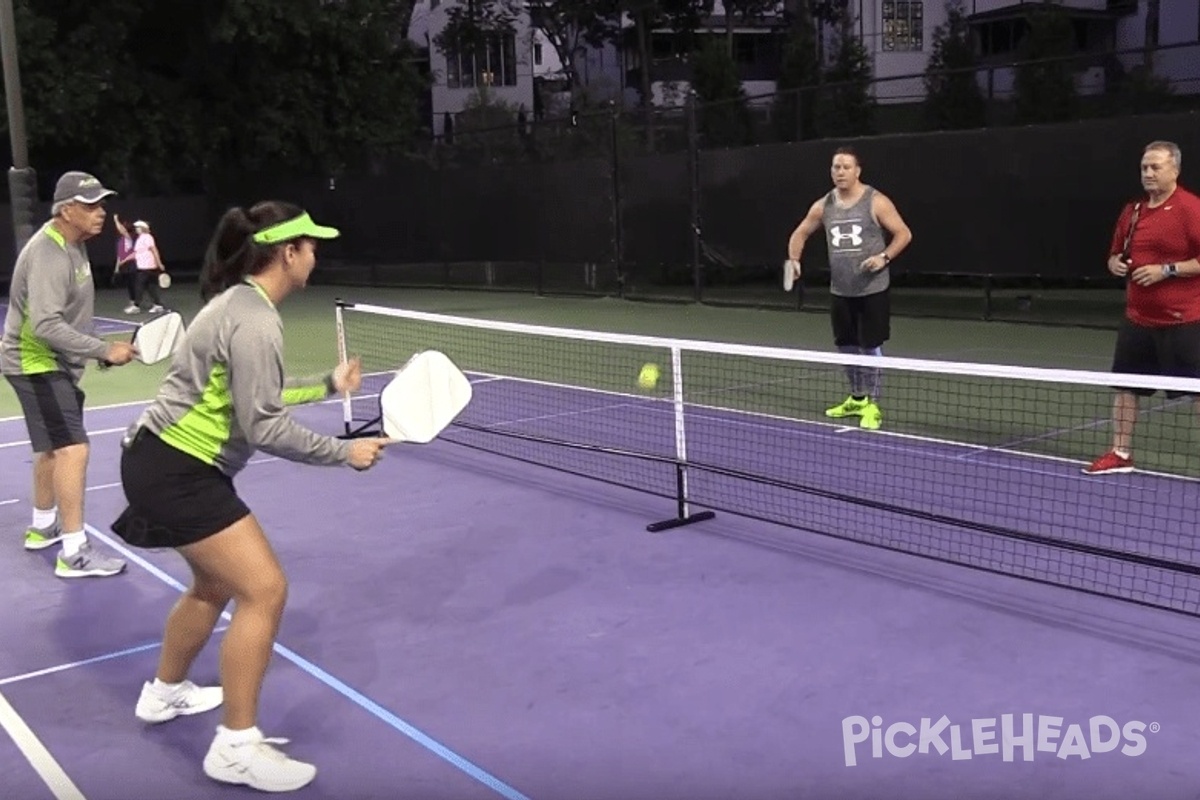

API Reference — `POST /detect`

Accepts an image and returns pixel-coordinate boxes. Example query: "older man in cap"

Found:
[1,171,138,577]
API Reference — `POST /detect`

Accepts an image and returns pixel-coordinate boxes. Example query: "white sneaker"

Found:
[124,304,140,314]
[148,304,165,313]
[203,733,317,793]
[135,680,223,723]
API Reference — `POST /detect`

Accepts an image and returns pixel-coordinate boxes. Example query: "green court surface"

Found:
[4,281,1122,422]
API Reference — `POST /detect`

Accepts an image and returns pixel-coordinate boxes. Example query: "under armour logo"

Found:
[830,225,863,248]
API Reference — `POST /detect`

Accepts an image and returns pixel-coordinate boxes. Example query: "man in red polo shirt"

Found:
[1085,140,1200,475]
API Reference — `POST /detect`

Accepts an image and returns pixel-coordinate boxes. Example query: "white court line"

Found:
[0,399,147,425]
[0,445,297,506]
[0,690,86,800]
[0,427,127,450]
[94,316,137,327]
[2,482,123,506]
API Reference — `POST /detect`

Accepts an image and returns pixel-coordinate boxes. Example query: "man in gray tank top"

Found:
[785,146,913,429]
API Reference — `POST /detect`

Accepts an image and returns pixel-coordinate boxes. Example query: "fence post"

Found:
[686,91,702,303]
[609,103,625,298]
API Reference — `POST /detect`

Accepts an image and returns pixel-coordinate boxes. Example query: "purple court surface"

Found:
[3,382,1200,800]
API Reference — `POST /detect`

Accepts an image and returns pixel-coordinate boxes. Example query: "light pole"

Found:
[0,0,35,256]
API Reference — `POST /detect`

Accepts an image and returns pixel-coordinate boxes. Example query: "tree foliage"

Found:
[433,0,518,58]
[923,0,986,131]
[691,37,751,147]
[527,0,621,91]
[815,7,874,138]
[2,0,425,195]
[772,3,819,142]
[1013,5,1079,125]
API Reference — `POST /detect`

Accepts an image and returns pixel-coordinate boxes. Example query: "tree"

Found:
[1143,0,1159,71]
[1012,4,1078,125]
[659,0,714,54]
[526,0,621,93]
[1108,63,1174,117]
[691,36,751,146]
[772,1,820,142]
[443,86,525,165]
[815,5,874,138]
[432,0,518,56]
[722,0,777,55]
[618,0,660,150]
[3,0,425,194]
[923,0,985,131]
[7,0,146,186]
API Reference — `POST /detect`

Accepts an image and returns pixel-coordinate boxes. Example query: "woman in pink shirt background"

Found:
[129,219,168,314]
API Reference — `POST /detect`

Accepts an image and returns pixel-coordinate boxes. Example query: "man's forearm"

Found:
[787,233,807,261]
[882,230,912,262]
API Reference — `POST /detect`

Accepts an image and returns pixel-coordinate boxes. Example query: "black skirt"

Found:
[112,428,251,549]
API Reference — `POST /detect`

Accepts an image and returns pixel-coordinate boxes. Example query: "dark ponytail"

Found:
[199,200,305,302]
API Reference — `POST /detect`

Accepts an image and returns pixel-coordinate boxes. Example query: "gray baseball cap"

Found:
[53,171,117,204]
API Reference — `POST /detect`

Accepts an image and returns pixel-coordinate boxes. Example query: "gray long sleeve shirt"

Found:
[0,223,110,382]
[133,280,352,477]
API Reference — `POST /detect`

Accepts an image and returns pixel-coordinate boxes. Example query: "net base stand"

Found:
[340,417,383,440]
[647,510,716,533]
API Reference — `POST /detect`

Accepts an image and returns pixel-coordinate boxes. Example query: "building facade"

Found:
[411,0,1199,133]
[859,0,1200,104]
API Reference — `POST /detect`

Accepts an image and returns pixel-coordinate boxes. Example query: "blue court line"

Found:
[0,626,231,688]
[0,642,162,687]
[83,524,533,800]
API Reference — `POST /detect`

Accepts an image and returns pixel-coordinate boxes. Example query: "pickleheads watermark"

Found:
[842,714,1157,767]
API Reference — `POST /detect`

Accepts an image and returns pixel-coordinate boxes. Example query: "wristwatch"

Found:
[1164,263,1179,278]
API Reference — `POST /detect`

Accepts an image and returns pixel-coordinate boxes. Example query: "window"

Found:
[445,33,519,88]
[882,0,924,52]
[534,42,543,66]
[977,20,1020,57]
[734,34,757,65]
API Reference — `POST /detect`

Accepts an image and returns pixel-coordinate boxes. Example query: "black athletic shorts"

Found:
[4,372,87,452]
[1111,318,1200,398]
[112,428,250,549]
[830,290,891,350]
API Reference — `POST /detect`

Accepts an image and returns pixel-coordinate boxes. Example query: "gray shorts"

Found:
[4,372,88,452]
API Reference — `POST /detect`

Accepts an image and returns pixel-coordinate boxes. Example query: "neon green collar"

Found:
[244,278,275,308]
[42,223,66,249]
[252,212,340,245]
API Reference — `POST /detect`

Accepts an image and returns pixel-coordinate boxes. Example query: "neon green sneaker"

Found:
[859,401,882,430]
[24,523,64,551]
[825,395,870,418]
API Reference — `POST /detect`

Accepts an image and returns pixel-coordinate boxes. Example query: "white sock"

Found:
[215,725,263,747]
[32,506,57,529]
[152,678,184,696]
[60,531,87,556]
[1114,448,1131,460]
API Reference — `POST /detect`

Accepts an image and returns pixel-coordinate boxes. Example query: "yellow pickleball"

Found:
[638,363,660,391]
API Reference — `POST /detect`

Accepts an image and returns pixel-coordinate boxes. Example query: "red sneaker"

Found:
[1083,451,1134,475]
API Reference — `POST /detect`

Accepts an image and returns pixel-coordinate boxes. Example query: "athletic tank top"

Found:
[822,186,889,298]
